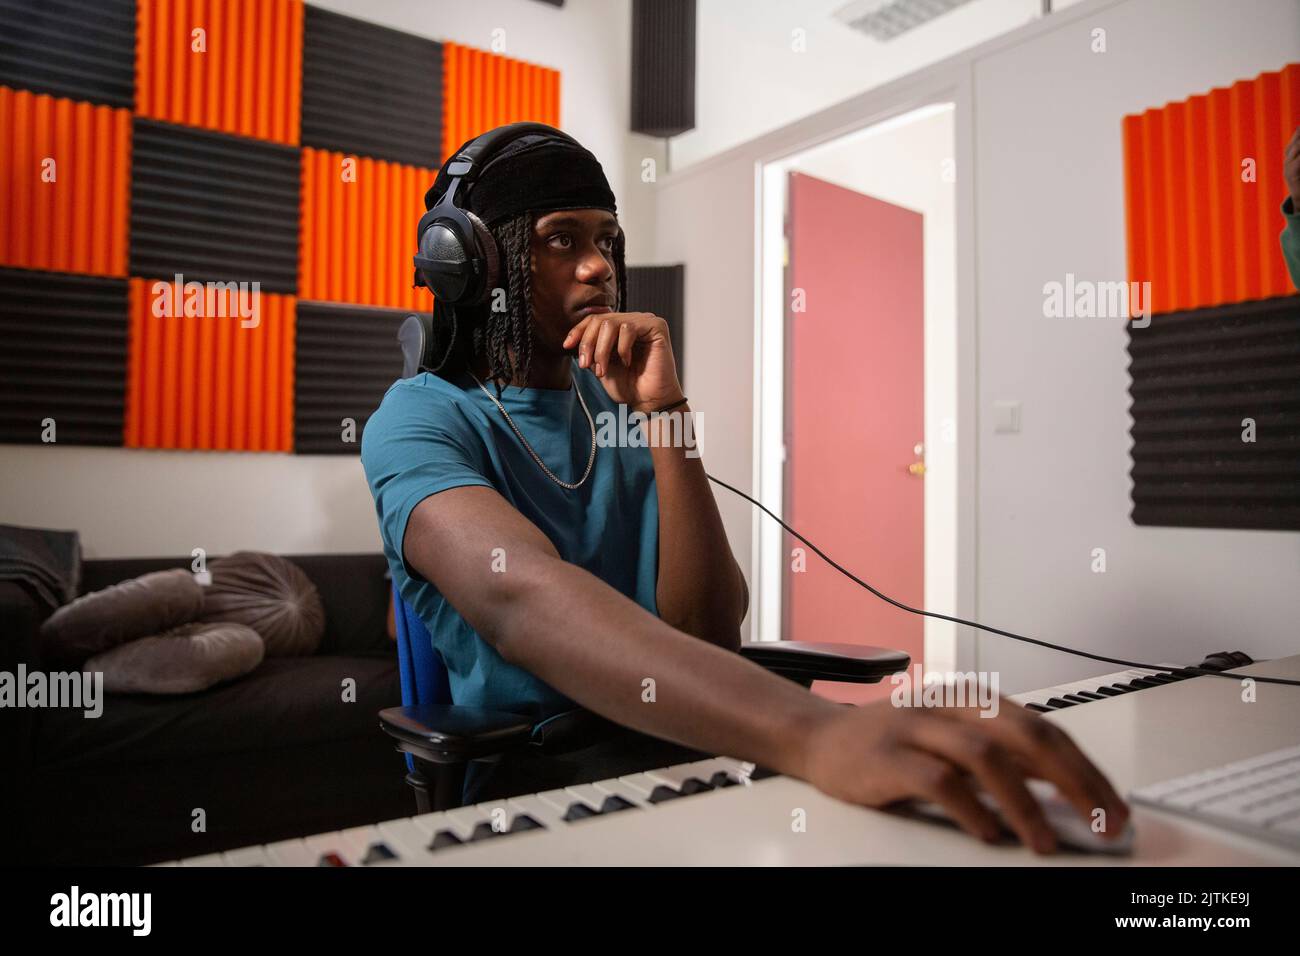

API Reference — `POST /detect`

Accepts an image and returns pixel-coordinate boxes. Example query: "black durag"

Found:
[421,129,620,372]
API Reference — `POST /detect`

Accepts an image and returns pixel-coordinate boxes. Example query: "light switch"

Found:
[993,400,1021,434]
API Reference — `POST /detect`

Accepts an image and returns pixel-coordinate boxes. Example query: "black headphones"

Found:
[411,121,582,307]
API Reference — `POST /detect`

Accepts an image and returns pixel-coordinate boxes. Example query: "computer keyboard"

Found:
[1131,743,1300,851]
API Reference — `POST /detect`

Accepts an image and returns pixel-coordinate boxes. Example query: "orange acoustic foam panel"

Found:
[442,41,561,161]
[0,86,131,276]
[1123,63,1300,315]
[299,148,434,310]
[125,277,295,451]
[136,0,304,146]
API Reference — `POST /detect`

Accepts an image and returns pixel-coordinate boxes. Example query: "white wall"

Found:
[655,0,1300,679]
[673,0,1041,169]
[1,0,663,559]
[972,0,1300,689]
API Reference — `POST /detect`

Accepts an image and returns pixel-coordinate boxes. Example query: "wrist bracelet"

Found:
[649,396,689,414]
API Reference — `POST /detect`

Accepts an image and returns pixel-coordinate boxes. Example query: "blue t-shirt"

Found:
[361,359,660,719]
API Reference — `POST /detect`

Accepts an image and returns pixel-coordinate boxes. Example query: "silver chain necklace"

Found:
[468,368,598,491]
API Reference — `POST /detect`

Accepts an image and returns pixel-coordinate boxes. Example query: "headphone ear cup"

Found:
[415,213,466,302]
[464,209,500,306]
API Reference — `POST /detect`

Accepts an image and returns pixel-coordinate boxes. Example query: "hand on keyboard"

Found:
[800,697,1131,854]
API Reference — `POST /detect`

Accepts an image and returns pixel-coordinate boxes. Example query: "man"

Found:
[361,128,1127,854]
[1282,125,1300,290]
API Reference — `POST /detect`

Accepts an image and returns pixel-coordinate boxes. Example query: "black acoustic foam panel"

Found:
[626,264,685,382]
[0,0,136,108]
[129,118,301,294]
[0,267,128,446]
[301,5,443,168]
[294,302,409,454]
[631,0,695,137]
[1127,295,1300,531]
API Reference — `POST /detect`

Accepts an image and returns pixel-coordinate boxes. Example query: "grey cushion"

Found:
[39,568,204,669]
[198,552,325,656]
[86,622,265,695]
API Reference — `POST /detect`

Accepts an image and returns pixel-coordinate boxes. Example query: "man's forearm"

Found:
[644,403,747,648]
[486,551,835,778]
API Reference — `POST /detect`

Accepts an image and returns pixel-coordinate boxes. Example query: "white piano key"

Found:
[264,838,315,866]
[221,845,275,867]
[441,804,491,839]
[503,793,568,829]
[406,809,455,839]
[683,757,748,784]
[179,852,226,867]
[591,776,652,807]
[563,783,610,810]
[617,772,662,798]
[710,756,751,777]
[645,762,717,789]
[369,816,434,863]
[1009,668,1166,705]
[534,788,577,814]
[376,817,437,862]
[338,824,404,865]
[303,830,366,866]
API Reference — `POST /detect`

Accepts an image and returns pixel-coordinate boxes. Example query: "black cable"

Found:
[706,473,1300,688]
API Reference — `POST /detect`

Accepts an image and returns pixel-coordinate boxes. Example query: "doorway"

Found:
[756,103,959,702]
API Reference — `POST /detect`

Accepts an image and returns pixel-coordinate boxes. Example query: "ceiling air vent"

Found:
[834,0,976,42]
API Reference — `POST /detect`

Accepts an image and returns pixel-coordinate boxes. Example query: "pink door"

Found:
[783,172,925,705]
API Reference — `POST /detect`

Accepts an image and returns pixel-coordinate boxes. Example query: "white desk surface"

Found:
[426,654,1300,866]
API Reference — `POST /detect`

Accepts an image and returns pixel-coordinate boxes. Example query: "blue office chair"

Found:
[377,314,913,814]
[382,582,537,813]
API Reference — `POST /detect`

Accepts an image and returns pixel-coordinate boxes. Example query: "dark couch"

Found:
[1,552,411,866]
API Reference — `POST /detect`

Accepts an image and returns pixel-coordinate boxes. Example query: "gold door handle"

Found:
[907,441,925,477]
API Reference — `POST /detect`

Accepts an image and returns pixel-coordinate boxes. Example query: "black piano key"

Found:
[563,801,599,821]
[362,842,398,864]
[509,814,545,832]
[1074,691,1106,700]
[598,795,636,814]
[1044,697,1076,708]
[678,777,716,796]
[471,814,546,839]
[1062,694,1093,704]
[1093,686,1124,696]
[1108,683,1140,693]
[647,785,683,804]
[470,821,506,841]
[1025,703,1053,713]
[709,771,740,788]
[1129,678,1161,689]
[316,852,347,867]
[1146,673,1177,684]
[428,829,464,851]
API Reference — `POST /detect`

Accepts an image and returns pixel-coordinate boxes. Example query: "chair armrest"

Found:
[379,704,535,765]
[740,641,909,685]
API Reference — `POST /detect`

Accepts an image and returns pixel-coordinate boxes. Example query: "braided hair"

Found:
[428,210,627,390]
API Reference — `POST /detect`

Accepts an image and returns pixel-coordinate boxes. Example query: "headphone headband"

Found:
[426,122,582,210]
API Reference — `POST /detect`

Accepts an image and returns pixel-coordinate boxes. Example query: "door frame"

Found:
[752,79,978,676]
